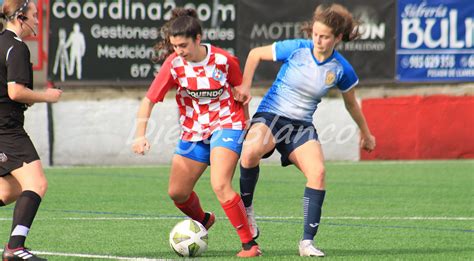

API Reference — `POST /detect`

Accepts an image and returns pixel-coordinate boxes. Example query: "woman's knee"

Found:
[314,167,326,179]
[168,187,190,203]
[20,176,48,198]
[0,188,17,204]
[34,178,48,197]
[11,161,48,197]
[0,176,22,204]
[306,167,326,186]
[240,147,263,167]
[211,181,233,201]
[0,193,20,205]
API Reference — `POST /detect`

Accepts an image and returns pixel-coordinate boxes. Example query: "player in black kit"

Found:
[0,0,62,260]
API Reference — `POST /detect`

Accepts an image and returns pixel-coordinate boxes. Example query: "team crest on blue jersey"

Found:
[212,69,225,82]
[325,71,336,85]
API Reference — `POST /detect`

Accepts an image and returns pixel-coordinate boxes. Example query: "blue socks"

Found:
[239,164,260,207]
[303,187,326,241]
[241,166,326,241]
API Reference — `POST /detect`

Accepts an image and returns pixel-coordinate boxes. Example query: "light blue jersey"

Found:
[257,39,359,123]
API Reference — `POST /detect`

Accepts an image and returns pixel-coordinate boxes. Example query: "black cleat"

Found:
[202,212,216,230]
[2,245,47,261]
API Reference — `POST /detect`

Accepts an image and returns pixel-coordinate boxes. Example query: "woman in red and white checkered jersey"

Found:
[132,8,261,257]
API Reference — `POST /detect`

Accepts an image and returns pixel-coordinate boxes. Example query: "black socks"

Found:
[239,165,260,207]
[8,190,42,248]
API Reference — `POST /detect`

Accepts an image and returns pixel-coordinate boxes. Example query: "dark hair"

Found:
[0,13,6,32]
[153,8,202,62]
[1,0,31,31]
[301,3,361,42]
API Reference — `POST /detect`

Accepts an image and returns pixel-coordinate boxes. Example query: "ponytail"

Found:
[153,7,202,63]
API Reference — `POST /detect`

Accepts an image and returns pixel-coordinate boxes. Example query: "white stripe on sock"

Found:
[11,225,30,237]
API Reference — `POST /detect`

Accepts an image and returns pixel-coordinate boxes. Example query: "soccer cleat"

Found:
[299,240,325,257]
[203,212,216,230]
[237,245,262,258]
[245,205,259,239]
[2,245,47,261]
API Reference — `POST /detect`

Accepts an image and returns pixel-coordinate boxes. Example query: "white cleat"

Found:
[246,205,260,239]
[299,240,325,257]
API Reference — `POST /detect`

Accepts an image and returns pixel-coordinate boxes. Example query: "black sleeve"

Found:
[6,43,32,87]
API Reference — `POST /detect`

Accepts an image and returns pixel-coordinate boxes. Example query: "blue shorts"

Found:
[175,129,244,165]
[251,112,318,167]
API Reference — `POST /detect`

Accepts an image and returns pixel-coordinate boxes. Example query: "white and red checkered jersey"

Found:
[146,44,246,141]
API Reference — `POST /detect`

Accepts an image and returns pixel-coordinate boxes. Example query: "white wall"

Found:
[23,103,49,163]
[24,98,360,166]
[313,99,360,161]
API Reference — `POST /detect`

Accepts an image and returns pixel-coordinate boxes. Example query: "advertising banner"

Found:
[47,0,236,83]
[237,0,395,83]
[397,0,474,82]
[337,0,396,81]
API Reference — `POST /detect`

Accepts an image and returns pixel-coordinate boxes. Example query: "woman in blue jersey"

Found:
[233,3,376,257]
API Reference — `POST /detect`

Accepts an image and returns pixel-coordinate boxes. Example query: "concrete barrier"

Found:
[24,103,49,163]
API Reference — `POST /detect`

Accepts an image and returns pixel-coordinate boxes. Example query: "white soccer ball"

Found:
[169,219,208,257]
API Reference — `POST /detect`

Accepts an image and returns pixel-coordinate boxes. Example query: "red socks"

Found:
[221,193,253,243]
[175,192,253,244]
[174,191,206,224]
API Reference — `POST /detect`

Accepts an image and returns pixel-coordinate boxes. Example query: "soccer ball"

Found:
[169,219,208,257]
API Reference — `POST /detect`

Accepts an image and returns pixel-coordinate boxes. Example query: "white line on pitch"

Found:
[323,216,474,221]
[328,160,474,166]
[0,249,166,260]
[43,160,474,170]
[0,216,472,221]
